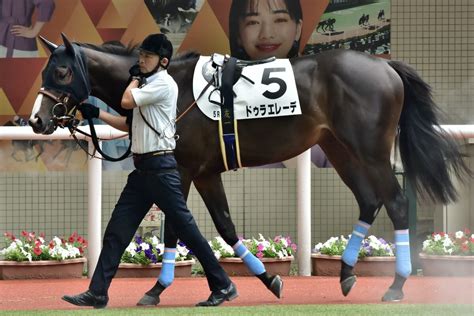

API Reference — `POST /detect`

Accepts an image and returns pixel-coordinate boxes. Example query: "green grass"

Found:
[1,304,472,316]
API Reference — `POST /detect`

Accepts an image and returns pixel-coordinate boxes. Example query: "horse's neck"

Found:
[84,47,134,114]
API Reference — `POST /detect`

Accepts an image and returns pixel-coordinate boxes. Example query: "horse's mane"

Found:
[76,41,138,56]
[76,41,200,65]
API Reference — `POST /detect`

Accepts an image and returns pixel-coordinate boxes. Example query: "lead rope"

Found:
[176,79,214,123]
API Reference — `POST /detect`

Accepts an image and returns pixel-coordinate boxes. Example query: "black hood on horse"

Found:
[41,37,91,104]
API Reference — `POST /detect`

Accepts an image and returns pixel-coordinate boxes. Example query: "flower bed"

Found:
[209,234,296,276]
[0,231,87,262]
[419,229,474,276]
[0,231,87,279]
[117,235,194,278]
[312,235,395,276]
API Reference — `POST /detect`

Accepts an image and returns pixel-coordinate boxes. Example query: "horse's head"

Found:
[29,33,90,134]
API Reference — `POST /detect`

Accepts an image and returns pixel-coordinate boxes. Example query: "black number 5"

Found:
[261,68,287,99]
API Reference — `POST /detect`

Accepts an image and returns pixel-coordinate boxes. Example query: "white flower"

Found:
[455,231,464,239]
[125,243,137,257]
[213,251,221,260]
[151,236,160,247]
[313,242,323,252]
[53,236,62,246]
[140,243,150,251]
[433,234,441,241]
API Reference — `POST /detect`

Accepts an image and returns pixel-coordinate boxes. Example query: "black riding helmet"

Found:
[139,33,173,63]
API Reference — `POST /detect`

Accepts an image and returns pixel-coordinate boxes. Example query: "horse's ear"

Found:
[61,33,75,55]
[38,36,58,54]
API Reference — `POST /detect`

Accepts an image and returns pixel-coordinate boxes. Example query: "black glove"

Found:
[78,103,100,120]
[128,64,145,86]
[129,64,142,77]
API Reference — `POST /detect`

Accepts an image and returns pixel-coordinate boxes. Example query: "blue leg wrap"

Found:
[158,248,176,287]
[342,221,371,267]
[233,240,265,275]
[395,230,412,278]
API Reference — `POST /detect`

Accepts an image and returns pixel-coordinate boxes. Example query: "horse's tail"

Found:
[388,60,471,204]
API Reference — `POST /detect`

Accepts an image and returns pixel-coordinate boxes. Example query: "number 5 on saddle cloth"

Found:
[194,53,302,171]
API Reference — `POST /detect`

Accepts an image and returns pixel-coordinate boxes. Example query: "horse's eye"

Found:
[53,66,73,85]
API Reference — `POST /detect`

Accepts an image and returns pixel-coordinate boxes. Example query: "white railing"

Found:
[0,125,472,277]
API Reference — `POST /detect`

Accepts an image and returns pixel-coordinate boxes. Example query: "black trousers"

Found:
[89,154,230,295]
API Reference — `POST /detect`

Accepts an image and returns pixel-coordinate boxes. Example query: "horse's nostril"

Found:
[29,116,42,129]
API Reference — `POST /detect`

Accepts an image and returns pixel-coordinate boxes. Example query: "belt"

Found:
[133,150,174,162]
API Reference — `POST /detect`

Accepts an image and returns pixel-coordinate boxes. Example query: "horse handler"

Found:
[62,33,238,308]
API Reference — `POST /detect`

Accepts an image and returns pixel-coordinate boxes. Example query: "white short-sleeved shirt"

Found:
[130,69,178,154]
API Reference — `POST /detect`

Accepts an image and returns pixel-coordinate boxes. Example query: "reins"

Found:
[176,79,213,122]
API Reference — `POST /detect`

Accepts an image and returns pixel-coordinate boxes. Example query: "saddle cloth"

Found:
[192,56,301,121]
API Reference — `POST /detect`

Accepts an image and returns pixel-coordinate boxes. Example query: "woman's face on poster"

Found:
[237,0,302,60]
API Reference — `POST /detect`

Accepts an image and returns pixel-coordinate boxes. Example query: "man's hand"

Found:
[78,103,100,119]
[129,64,142,77]
[128,64,145,86]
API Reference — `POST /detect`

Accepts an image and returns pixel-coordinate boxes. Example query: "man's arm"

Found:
[121,79,140,109]
[98,110,129,132]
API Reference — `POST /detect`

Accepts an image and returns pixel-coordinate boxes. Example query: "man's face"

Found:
[138,50,160,73]
[238,0,302,60]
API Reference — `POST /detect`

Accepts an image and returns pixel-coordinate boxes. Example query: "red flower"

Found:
[49,241,55,249]
[21,230,28,237]
[464,228,471,235]
[33,247,42,256]
[461,243,469,252]
[78,247,84,254]
[40,232,45,238]
[68,236,75,243]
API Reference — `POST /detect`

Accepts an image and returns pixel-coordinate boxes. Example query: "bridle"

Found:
[37,88,79,130]
[36,86,131,161]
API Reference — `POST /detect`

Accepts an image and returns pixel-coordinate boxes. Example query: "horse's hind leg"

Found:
[319,135,382,296]
[193,173,283,298]
[363,162,410,302]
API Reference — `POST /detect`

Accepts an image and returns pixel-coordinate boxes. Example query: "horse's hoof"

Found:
[340,275,357,296]
[136,294,160,306]
[381,288,404,302]
[267,275,283,298]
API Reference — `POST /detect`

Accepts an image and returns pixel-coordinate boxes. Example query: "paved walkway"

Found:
[1,276,473,310]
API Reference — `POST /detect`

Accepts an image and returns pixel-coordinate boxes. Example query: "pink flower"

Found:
[257,244,265,251]
[291,244,297,251]
[256,252,264,258]
[33,247,42,256]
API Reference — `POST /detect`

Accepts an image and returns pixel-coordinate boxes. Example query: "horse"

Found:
[317,18,336,33]
[29,34,470,302]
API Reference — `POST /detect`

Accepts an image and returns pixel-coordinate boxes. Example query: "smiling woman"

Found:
[229,0,303,60]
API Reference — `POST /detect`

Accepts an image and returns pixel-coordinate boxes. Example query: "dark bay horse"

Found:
[29,35,470,302]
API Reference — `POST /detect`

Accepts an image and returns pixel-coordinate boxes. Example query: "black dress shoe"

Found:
[196,282,238,307]
[62,290,108,309]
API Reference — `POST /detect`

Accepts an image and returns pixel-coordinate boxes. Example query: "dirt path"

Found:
[1,276,473,310]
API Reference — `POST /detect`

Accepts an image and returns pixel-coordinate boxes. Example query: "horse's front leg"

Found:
[136,167,193,306]
[193,173,283,299]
